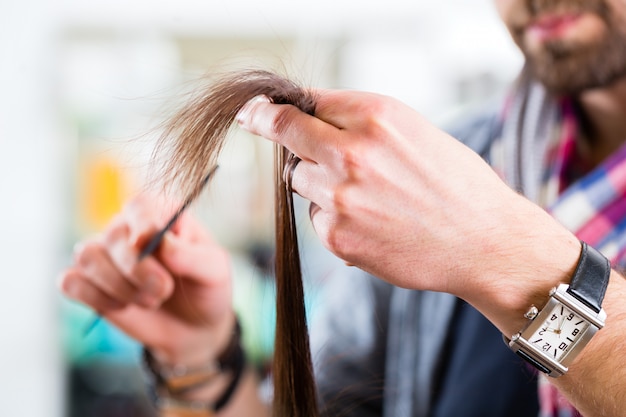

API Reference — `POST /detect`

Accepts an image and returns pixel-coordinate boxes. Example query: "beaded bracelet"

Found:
[142,319,245,415]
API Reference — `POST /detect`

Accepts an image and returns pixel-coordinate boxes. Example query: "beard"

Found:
[511,0,626,95]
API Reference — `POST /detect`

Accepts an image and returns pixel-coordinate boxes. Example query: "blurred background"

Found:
[0,0,522,416]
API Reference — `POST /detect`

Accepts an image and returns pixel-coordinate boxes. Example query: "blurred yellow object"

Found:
[81,156,132,230]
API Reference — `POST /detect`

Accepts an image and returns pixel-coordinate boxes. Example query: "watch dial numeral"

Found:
[526,303,592,362]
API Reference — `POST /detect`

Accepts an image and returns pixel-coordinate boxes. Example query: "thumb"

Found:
[157,232,231,286]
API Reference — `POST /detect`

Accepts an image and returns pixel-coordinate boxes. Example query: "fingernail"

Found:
[236,95,270,127]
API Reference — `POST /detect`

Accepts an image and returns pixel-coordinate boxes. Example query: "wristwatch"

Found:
[506,242,610,377]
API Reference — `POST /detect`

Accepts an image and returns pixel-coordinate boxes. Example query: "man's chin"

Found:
[531,63,626,97]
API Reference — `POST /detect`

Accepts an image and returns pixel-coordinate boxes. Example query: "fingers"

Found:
[157,232,231,286]
[59,193,230,317]
[59,194,179,313]
[236,95,342,163]
[60,268,125,314]
[122,194,177,249]
[102,214,175,301]
[73,240,139,306]
[310,89,388,129]
[236,90,409,161]
[61,237,175,313]
[286,158,330,206]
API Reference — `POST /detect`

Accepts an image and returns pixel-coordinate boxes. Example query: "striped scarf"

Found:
[490,69,626,417]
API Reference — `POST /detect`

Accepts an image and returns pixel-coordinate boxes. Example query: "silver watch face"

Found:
[527,303,590,361]
[509,284,607,377]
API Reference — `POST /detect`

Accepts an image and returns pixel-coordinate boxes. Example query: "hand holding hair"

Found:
[236,88,581,337]
[236,85,626,417]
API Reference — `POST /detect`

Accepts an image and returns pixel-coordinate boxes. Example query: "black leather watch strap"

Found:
[567,242,611,313]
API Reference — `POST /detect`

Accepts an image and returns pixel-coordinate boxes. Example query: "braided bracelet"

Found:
[142,319,245,415]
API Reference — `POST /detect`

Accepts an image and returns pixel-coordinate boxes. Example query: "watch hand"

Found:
[543,323,562,335]
[557,313,568,336]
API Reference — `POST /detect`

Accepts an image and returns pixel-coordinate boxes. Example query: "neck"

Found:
[576,76,626,167]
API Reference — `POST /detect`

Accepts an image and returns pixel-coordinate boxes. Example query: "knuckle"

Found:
[328,170,358,214]
[329,185,351,214]
[325,225,353,261]
[323,191,360,262]
[269,105,300,138]
[59,272,78,298]
[125,193,153,213]
[126,194,159,220]
[310,205,355,263]
[74,241,100,268]
[334,143,369,183]
[61,270,126,311]
[350,97,390,128]
[363,100,388,120]
[104,272,135,299]
[123,263,144,287]
[102,220,129,247]
[61,274,91,304]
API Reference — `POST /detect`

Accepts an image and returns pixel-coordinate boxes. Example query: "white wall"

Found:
[0,1,65,416]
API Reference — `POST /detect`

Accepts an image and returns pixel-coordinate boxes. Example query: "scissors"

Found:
[83,165,219,336]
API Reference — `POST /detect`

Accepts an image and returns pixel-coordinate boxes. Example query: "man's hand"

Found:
[236,90,580,325]
[59,194,235,365]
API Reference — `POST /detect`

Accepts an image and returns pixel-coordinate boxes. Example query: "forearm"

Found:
[461,194,583,338]
[462,198,626,416]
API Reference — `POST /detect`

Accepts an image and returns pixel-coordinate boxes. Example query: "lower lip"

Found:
[527,14,582,42]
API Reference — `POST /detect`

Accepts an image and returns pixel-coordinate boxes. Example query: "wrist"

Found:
[143,315,246,414]
[150,311,238,368]
[462,199,582,336]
